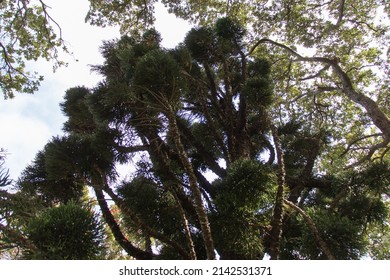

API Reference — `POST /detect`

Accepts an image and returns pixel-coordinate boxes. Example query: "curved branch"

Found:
[251,38,390,141]
[299,64,330,81]
[283,199,335,260]
[91,169,192,260]
[93,188,153,260]
[346,138,390,168]
[340,133,383,157]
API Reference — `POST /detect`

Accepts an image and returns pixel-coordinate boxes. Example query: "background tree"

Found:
[0,146,109,259]
[0,0,67,98]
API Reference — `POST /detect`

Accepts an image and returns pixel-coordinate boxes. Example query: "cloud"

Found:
[0,113,52,180]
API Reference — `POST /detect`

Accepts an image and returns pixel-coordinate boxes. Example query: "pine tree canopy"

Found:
[1,1,389,260]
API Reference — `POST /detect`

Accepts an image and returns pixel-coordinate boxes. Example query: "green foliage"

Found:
[86,0,157,35]
[133,49,181,105]
[25,201,104,259]
[215,17,245,43]
[281,162,390,259]
[61,87,96,134]
[44,135,117,182]
[118,176,183,237]
[184,27,216,62]
[282,209,367,260]
[242,77,273,107]
[17,150,84,205]
[214,159,275,211]
[0,151,11,187]
[0,0,67,98]
[212,159,276,259]
[184,17,246,62]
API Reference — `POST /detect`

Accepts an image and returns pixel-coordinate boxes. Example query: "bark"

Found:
[169,186,197,260]
[94,172,192,260]
[93,188,153,260]
[268,124,286,260]
[166,105,216,260]
[284,199,336,260]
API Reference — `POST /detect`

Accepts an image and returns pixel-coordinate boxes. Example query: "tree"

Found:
[86,0,390,167]
[2,1,389,259]
[83,1,390,259]
[9,18,388,260]
[0,0,67,98]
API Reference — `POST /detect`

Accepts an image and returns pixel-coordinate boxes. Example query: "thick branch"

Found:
[253,38,390,141]
[284,199,335,260]
[166,104,216,260]
[336,0,346,26]
[93,188,153,260]
[269,124,286,260]
[168,186,197,260]
[92,168,192,260]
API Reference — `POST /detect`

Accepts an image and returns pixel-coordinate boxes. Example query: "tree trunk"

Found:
[269,124,286,260]
[166,105,216,260]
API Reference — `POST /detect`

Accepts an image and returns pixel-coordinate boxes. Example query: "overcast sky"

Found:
[0,0,191,180]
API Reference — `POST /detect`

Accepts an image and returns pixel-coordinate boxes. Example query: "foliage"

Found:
[85,0,390,166]
[0,0,67,98]
[2,1,390,259]
[19,20,382,260]
[211,159,276,259]
[0,150,12,187]
[25,201,105,259]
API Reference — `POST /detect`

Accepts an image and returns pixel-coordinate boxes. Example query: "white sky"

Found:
[0,0,191,180]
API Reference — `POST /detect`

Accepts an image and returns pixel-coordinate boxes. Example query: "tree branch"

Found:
[251,38,390,141]
[165,104,216,260]
[346,138,390,168]
[93,187,153,260]
[92,168,192,259]
[268,123,286,260]
[283,199,335,260]
[340,133,383,157]
[336,0,346,26]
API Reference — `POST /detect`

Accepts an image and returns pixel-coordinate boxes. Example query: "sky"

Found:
[0,0,192,181]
